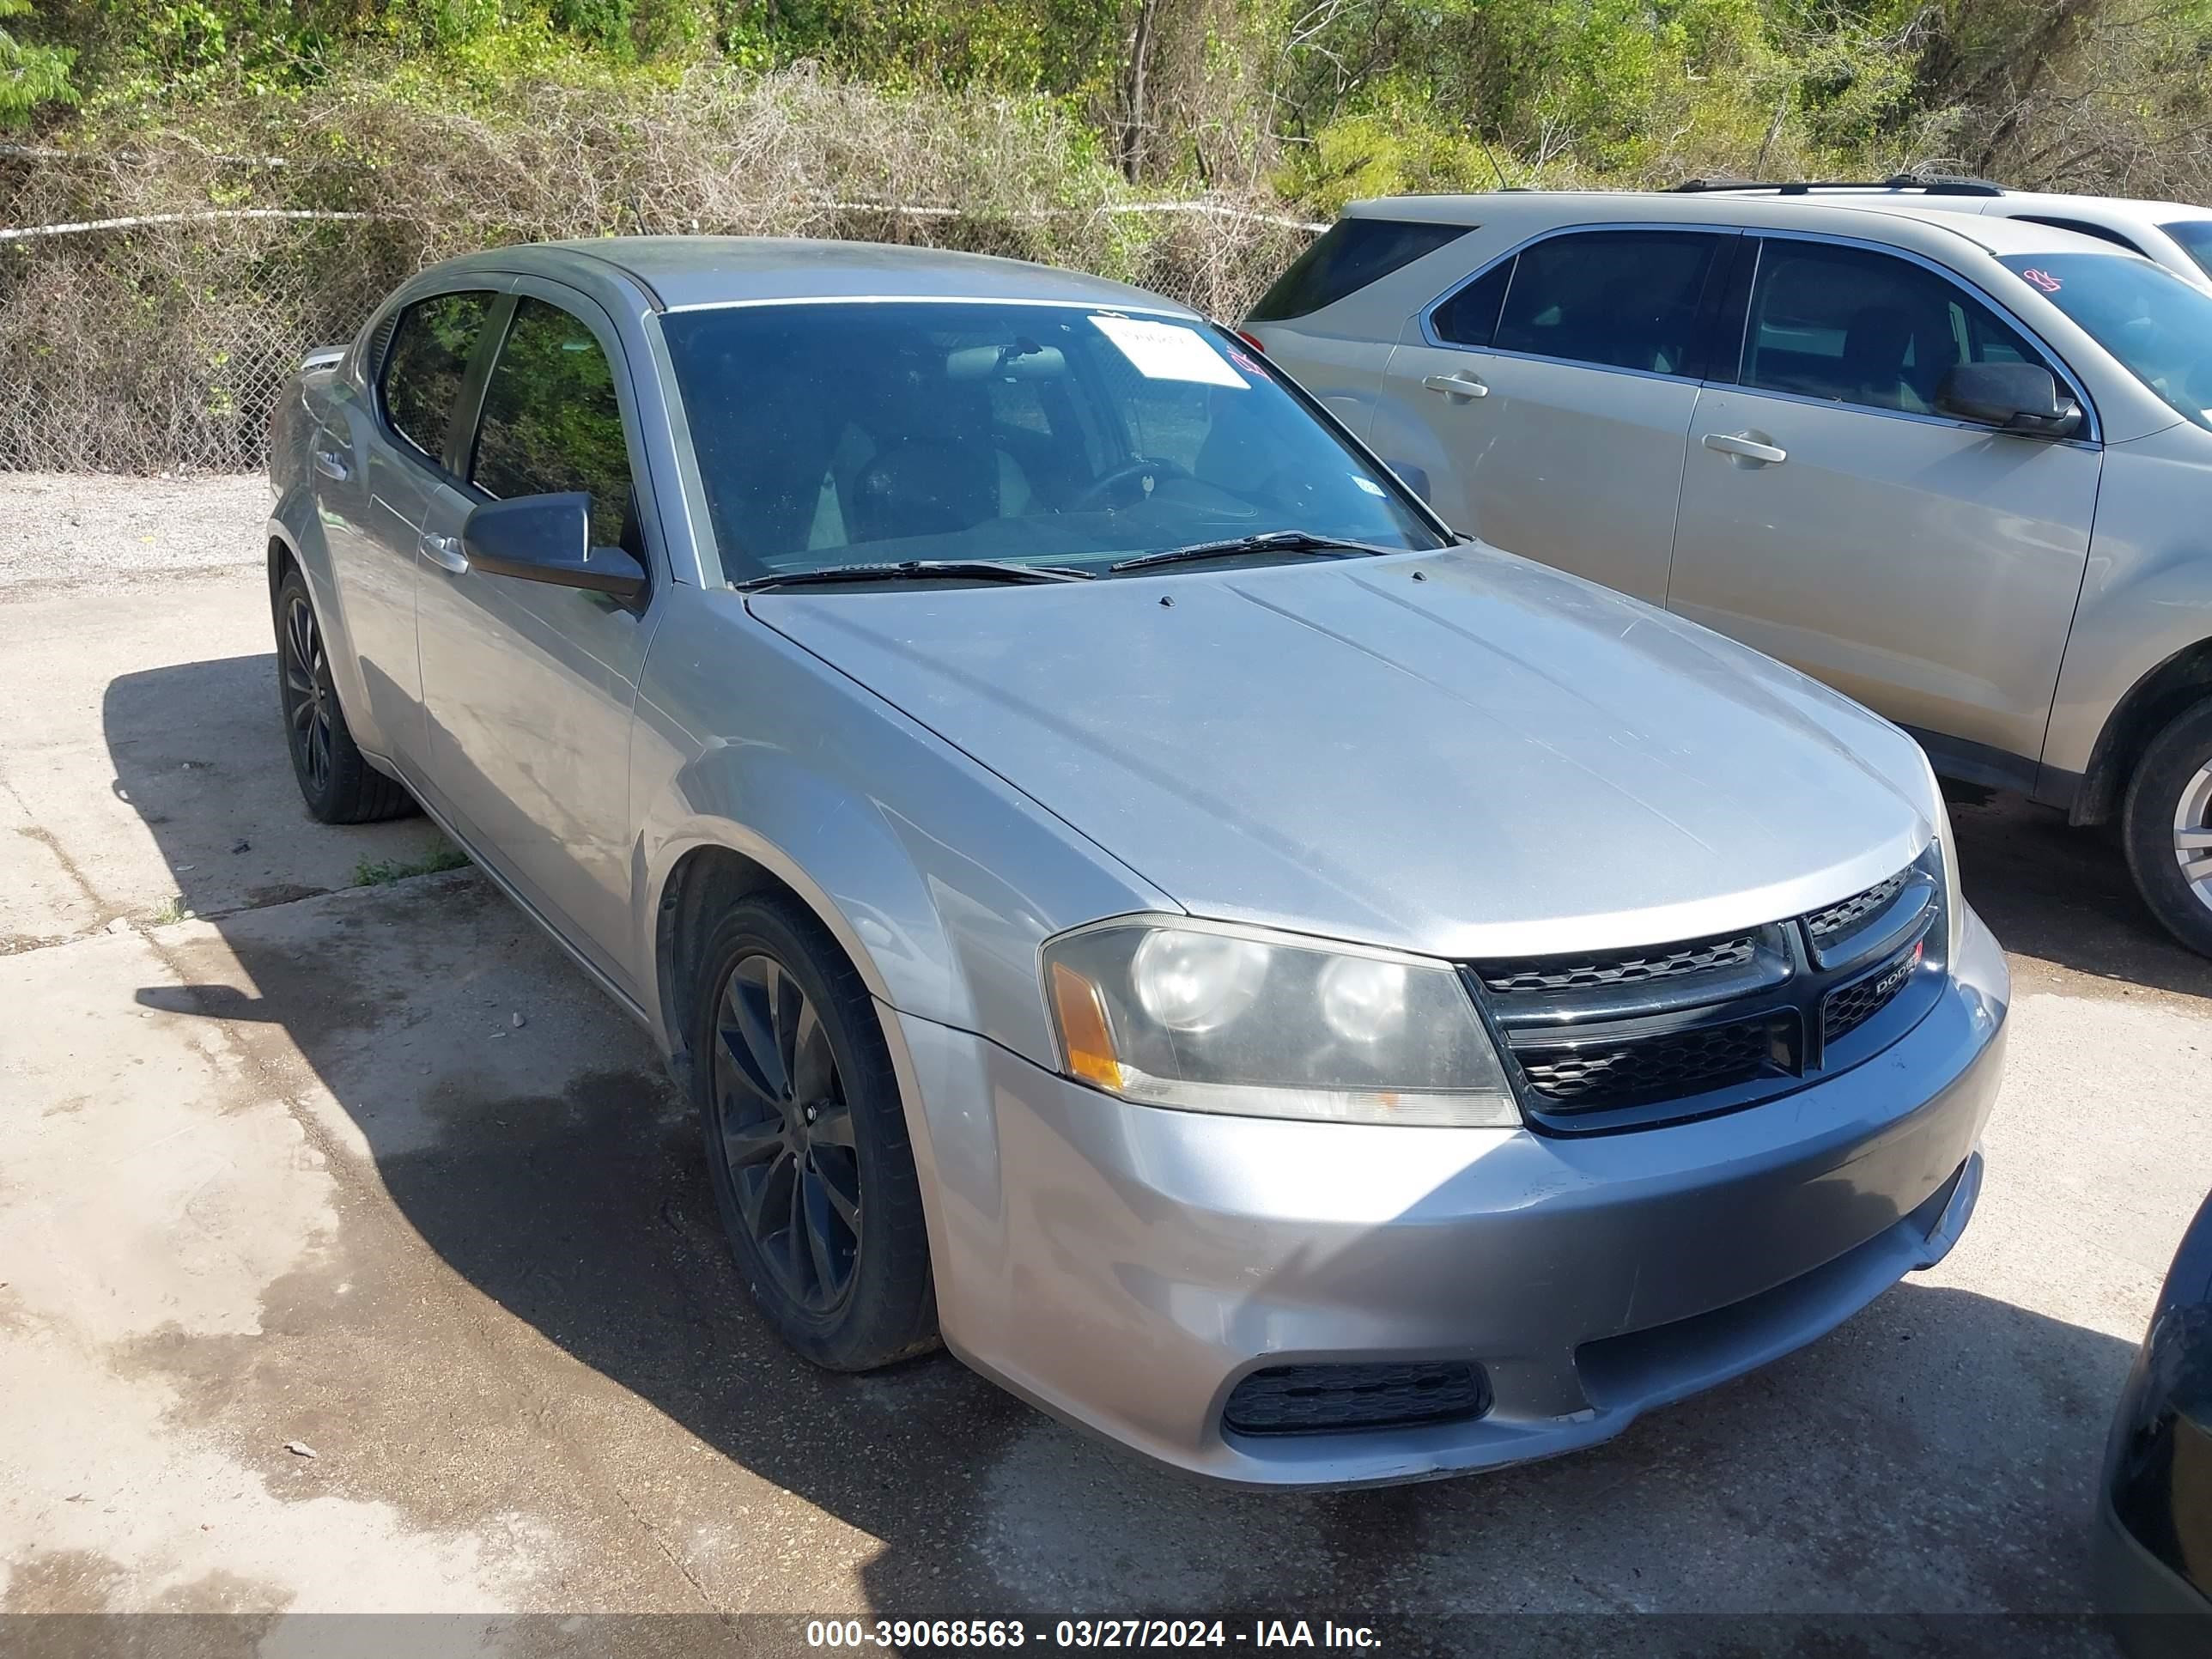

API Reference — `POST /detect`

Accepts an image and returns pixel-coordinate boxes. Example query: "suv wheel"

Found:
[691,895,938,1370]
[2123,696,2212,957]
[275,564,416,823]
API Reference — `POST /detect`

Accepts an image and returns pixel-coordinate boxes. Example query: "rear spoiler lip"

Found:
[299,344,346,374]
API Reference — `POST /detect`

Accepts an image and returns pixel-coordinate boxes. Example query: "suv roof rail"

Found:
[1669,174,2007,198]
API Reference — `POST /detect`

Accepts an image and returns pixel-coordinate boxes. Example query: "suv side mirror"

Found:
[1936,362,2083,439]
[462,492,647,602]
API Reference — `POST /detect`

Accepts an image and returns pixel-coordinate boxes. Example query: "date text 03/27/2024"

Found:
[805,1620,1383,1650]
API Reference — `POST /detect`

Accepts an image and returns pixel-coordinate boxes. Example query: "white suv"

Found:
[1244,191,2212,954]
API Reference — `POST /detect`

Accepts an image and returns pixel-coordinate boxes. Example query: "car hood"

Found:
[750,547,1940,959]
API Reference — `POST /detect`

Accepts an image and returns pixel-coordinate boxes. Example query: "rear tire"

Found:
[274,564,416,824]
[691,894,938,1370]
[2121,695,2212,957]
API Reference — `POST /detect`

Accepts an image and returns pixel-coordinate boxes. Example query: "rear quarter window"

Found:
[1246,218,1472,324]
[380,291,495,464]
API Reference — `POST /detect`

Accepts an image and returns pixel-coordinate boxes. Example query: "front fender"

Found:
[627,594,1178,1066]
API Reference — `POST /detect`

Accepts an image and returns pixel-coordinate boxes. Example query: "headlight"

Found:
[1917,745,1967,964]
[1042,917,1518,1127]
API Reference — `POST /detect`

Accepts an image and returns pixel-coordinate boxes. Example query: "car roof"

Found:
[1343,190,2137,261]
[461,235,1196,316]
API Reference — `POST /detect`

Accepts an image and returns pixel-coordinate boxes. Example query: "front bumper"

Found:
[889,907,2008,1487]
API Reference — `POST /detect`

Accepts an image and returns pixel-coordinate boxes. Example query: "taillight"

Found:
[1234,329,1267,353]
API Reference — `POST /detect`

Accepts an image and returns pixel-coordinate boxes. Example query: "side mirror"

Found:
[461,492,647,602]
[1936,362,2083,440]
[1382,459,1432,504]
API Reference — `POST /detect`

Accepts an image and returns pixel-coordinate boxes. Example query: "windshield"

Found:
[2000,251,2212,429]
[2161,219,2212,281]
[659,301,1442,584]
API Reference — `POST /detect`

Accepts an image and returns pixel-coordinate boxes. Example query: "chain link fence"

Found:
[0,82,1319,477]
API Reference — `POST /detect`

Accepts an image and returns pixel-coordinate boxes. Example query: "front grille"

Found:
[1222,1362,1491,1436]
[1478,931,1759,994]
[1822,943,1923,1042]
[1805,871,1909,946]
[1516,1014,1786,1107]
[1465,854,1939,1131]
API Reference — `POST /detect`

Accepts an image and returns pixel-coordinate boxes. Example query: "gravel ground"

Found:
[0,472,265,590]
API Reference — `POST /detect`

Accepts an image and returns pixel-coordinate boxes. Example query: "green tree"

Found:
[0,0,76,126]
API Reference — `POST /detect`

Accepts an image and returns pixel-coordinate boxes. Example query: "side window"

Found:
[1492,230,1724,375]
[380,291,494,464]
[1741,240,2046,416]
[1431,258,1514,348]
[470,297,637,551]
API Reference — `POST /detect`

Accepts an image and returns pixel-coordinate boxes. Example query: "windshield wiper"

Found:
[736,559,1094,592]
[1107,530,1401,574]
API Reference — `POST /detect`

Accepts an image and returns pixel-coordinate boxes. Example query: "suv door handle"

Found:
[1703,432,1788,465]
[1423,372,1490,401]
[420,532,468,574]
[312,448,351,482]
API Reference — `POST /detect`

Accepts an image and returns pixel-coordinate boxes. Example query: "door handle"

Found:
[312,448,351,482]
[1703,432,1788,465]
[1423,372,1490,401]
[420,532,469,574]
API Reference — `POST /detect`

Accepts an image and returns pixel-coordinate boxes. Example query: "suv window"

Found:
[1246,219,1471,323]
[470,297,637,550]
[2159,219,2212,281]
[1492,230,1724,376]
[1431,258,1514,348]
[380,291,494,463]
[1741,241,2044,416]
[2014,215,2145,256]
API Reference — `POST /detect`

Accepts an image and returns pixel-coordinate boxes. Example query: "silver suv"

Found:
[1245,191,2212,955]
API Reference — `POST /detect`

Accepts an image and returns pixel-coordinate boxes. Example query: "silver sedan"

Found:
[266,237,2008,1487]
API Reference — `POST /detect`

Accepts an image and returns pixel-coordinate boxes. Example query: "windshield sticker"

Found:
[1091,315,1248,387]
[2021,267,2063,294]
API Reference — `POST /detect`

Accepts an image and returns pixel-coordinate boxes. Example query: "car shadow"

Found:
[101,653,2142,1648]
[1945,781,2212,1002]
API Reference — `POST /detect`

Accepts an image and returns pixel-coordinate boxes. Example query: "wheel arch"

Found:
[2071,638,2212,825]
[649,830,907,1105]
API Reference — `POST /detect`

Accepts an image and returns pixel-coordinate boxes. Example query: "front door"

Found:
[1666,236,2102,774]
[1368,228,1732,605]
[412,284,665,990]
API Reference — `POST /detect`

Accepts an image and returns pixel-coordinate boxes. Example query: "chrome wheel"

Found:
[281,594,332,796]
[708,952,861,1315]
[2176,760,2212,915]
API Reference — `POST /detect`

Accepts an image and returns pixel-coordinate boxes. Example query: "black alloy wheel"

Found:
[281,591,335,798]
[691,896,937,1370]
[709,951,864,1315]
[270,564,415,823]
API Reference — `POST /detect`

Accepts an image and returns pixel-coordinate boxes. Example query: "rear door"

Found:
[412,283,665,989]
[320,289,497,760]
[1667,234,2102,775]
[1368,228,1733,605]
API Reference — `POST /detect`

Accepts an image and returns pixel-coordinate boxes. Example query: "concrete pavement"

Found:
[3,556,2209,1648]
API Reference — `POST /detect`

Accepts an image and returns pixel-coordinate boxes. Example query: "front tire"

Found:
[2122,696,2212,957]
[274,564,415,824]
[692,895,938,1370]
